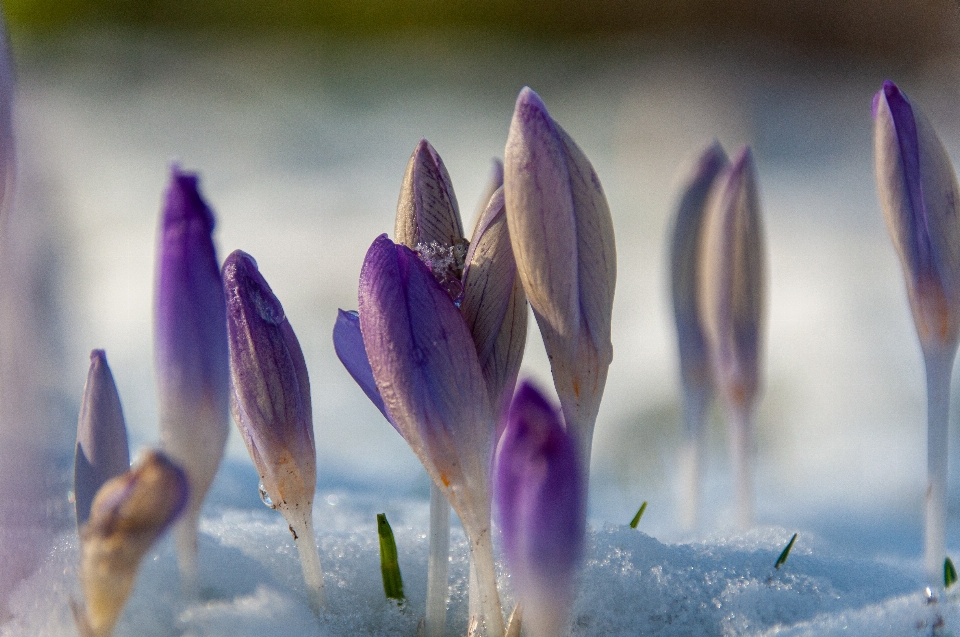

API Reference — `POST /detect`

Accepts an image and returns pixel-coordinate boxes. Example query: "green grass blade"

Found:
[775,533,798,569]
[377,513,405,603]
[945,557,957,588]
[629,501,647,529]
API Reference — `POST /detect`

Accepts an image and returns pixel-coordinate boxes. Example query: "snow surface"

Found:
[2,490,955,637]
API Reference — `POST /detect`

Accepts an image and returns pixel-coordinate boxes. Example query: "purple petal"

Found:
[358,234,493,531]
[74,350,130,528]
[395,138,465,250]
[461,187,528,425]
[669,142,728,427]
[154,166,229,520]
[496,382,584,635]
[470,158,505,236]
[223,250,316,508]
[698,146,765,407]
[332,309,397,432]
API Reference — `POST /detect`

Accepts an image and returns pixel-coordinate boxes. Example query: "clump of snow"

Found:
[1,491,954,636]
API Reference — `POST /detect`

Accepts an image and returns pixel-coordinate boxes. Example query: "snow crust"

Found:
[2,491,953,637]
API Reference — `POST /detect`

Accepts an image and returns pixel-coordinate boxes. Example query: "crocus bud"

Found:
[874,80,960,352]
[153,166,230,587]
[697,146,765,529]
[76,450,188,637]
[396,138,465,249]
[359,234,503,635]
[496,382,584,637]
[74,350,130,528]
[671,142,728,424]
[471,158,504,227]
[504,86,617,477]
[461,186,528,426]
[698,147,765,410]
[222,250,325,610]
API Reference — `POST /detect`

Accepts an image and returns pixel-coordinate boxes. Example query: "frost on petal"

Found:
[75,350,130,528]
[504,87,580,341]
[396,138,465,251]
[223,250,315,509]
[358,234,493,531]
[332,308,395,431]
[670,142,729,424]
[461,187,527,423]
[496,382,583,637]
[698,147,765,407]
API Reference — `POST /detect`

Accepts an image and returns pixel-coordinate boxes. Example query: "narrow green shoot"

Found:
[377,513,405,603]
[775,533,798,570]
[629,502,647,529]
[945,557,957,589]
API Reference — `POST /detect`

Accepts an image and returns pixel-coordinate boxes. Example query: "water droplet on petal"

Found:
[258,481,276,509]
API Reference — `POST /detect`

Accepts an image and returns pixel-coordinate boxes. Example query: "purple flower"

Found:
[153,166,229,584]
[874,80,960,350]
[74,349,130,528]
[332,309,393,429]
[396,138,465,251]
[461,186,528,425]
[504,86,616,477]
[222,250,315,512]
[697,146,765,409]
[496,382,584,637]
[223,249,326,610]
[75,450,188,637]
[670,142,728,424]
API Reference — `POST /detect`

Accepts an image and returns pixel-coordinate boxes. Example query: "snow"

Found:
[3,490,954,636]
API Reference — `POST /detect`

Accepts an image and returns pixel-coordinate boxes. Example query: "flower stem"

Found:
[728,403,753,530]
[924,346,955,584]
[679,391,709,531]
[425,482,450,637]
[289,509,325,614]
[468,524,504,637]
[173,510,200,600]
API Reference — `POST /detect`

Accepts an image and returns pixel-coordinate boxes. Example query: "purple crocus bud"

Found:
[74,350,130,528]
[698,147,765,410]
[358,234,503,634]
[874,80,960,351]
[222,250,325,610]
[504,86,617,480]
[75,450,188,637]
[396,139,468,301]
[496,382,584,637]
[461,186,528,428]
[153,166,230,588]
[332,308,394,430]
[697,146,765,529]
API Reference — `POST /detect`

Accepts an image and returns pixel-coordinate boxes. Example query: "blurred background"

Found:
[3,0,960,599]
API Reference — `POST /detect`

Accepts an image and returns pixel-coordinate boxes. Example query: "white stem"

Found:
[173,509,200,600]
[468,556,479,630]
[289,510,325,613]
[728,404,753,530]
[924,347,955,584]
[426,483,450,637]
[468,525,504,637]
[679,392,709,531]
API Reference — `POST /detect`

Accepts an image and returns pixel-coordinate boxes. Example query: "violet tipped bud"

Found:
[75,450,188,637]
[153,166,230,585]
[698,146,765,410]
[503,86,616,476]
[222,250,325,610]
[461,186,528,426]
[496,382,584,637]
[670,142,729,424]
[223,250,315,511]
[873,80,960,352]
[74,350,130,528]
